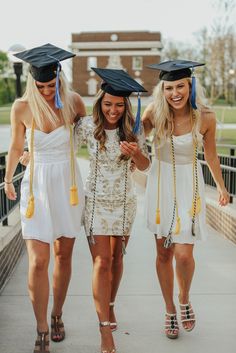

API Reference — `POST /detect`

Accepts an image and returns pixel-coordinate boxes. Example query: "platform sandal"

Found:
[165,313,179,339]
[179,302,196,331]
[51,313,65,342]
[99,321,116,353]
[109,302,117,332]
[33,330,50,353]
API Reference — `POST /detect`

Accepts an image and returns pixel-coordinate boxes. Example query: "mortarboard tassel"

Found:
[133,93,141,134]
[55,63,63,109]
[190,74,197,110]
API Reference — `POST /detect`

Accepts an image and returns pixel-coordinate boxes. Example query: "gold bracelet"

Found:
[4,179,13,184]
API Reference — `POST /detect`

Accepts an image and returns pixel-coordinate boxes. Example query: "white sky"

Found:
[1,0,235,53]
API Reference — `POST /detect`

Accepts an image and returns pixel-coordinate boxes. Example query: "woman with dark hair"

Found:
[75,68,150,353]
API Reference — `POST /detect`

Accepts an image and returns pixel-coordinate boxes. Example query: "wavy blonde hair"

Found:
[151,77,211,146]
[93,89,137,160]
[18,71,76,130]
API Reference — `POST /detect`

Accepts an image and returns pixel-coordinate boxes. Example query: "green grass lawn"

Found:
[214,107,236,124]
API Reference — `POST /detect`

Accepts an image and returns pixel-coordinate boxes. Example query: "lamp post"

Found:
[8,44,25,98]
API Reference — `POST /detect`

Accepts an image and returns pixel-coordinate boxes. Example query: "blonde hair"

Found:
[151,77,211,146]
[19,71,76,130]
[93,89,137,160]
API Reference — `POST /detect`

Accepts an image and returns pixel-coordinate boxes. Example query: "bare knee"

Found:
[175,252,193,267]
[156,241,173,264]
[54,251,71,267]
[29,255,49,273]
[94,256,111,273]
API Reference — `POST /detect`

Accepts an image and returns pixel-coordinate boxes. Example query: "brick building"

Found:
[71,31,162,96]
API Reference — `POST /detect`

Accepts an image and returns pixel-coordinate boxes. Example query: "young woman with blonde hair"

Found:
[142,60,229,339]
[4,44,86,353]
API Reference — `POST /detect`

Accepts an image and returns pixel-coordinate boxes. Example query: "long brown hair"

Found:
[93,90,137,160]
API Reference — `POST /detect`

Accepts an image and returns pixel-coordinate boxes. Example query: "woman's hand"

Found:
[19,151,30,166]
[218,186,230,206]
[4,183,17,200]
[120,141,140,158]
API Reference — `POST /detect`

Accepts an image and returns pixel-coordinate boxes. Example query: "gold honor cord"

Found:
[25,120,35,218]
[163,135,201,248]
[155,147,161,224]
[69,125,79,206]
[189,142,201,235]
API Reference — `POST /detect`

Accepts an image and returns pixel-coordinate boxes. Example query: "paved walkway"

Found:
[0,159,236,353]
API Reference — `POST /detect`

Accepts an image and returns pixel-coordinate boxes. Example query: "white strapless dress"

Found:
[145,133,207,244]
[20,126,85,243]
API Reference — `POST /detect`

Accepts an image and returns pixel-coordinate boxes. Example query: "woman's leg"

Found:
[88,236,115,352]
[155,237,179,337]
[26,239,50,351]
[26,239,50,331]
[51,237,75,341]
[155,237,175,313]
[174,243,195,330]
[52,236,75,314]
[109,236,129,329]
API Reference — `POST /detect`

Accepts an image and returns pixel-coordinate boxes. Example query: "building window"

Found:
[87,78,98,95]
[87,57,97,71]
[132,57,143,70]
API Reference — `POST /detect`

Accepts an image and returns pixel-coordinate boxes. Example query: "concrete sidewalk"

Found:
[0,159,236,353]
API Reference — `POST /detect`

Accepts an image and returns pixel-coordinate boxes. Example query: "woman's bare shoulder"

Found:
[11,100,29,123]
[200,108,216,135]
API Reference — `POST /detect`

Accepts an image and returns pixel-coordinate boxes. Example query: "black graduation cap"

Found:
[91,67,147,97]
[92,67,147,134]
[147,60,205,81]
[13,43,75,83]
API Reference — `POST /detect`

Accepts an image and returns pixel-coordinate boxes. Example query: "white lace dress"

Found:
[75,116,149,237]
[145,132,207,244]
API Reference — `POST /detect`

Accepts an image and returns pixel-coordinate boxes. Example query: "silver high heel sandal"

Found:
[109,302,118,332]
[99,321,116,353]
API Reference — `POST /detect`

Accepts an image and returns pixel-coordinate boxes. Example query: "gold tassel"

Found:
[25,195,34,218]
[174,216,181,234]
[70,185,79,206]
[189,196,201,216]
[156,208,160,224]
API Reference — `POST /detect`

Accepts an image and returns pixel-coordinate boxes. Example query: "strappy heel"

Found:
[165,313,179,339]
[99,321,116,353]
[109,302,117,332]
[33,330,50,353]
[179,302,196,331]
[51,313,65,342]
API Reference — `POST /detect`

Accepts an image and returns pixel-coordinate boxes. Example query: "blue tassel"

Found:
[190,75,197,110]
[133,93,141,134]
[55,63,63,109]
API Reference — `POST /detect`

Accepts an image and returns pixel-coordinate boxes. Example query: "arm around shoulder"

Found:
[72,92,86,122]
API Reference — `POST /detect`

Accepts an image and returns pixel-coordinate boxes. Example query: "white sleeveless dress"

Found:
[20,126,85,243]
[145,133,207,244]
